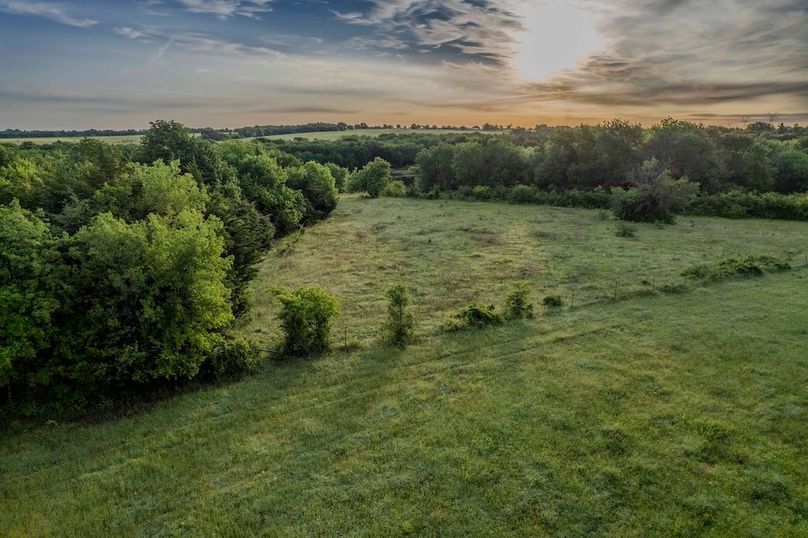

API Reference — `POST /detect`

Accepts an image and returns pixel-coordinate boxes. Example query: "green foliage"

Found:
[542,295,563,308]
[382,180,407,198]
[385,285,414,347]
[325,162,349,192]
[611,159,699,223]
[286,161,338,220]
[0,202,59,388]
[57,210,234,387]
[274,287,340,357]
[772,148,808,193]
[452,137,530,188]
[615,222,637,238]
[206,182,275,315]
[415,143,456,191]
[447,304,502,331]
[140,120,228,184]
[202,338,261,379]
[504,285,534,319]
[348,157,392,197]
[682,255,791,282]
[217,141,306,233]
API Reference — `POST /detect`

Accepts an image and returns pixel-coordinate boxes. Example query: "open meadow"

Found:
[2,196,807,536]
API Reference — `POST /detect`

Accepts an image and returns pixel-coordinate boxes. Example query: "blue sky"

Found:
[0,0,806,129]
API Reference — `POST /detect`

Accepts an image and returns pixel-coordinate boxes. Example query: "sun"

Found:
[515,1,600,81]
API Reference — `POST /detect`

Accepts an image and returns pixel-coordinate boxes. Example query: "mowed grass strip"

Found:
[244,195,808,346]
[1,272,807,536]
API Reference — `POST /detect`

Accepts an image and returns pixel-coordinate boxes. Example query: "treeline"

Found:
[0,128,144,139]
[261,132,491,169]
[0,120,345,413]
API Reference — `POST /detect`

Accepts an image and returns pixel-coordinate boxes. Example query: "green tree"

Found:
[415,143,456,191]
[0,201,59,389]
[772,148,808,193]
[286,161,338,220]
[385,285,414,347]
[611,159,700,223]
[325,162,349,192]
[140,120,228,185]
[348,157,392,197]
[453,138,530,188]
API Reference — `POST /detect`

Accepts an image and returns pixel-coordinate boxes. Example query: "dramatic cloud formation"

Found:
[0,0,805,128]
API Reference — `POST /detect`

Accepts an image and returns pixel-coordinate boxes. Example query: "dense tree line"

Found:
[0,121,343,412]
[413,119,808,196]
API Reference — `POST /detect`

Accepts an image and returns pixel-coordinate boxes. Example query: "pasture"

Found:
[1,196,807,536]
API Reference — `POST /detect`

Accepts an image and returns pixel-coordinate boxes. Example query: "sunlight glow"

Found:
[515,1,600,81]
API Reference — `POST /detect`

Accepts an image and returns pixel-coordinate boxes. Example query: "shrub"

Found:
[286,161,338,220]
[505,286,534,319]
[348,157,392,197]
[615,222,637,237]
[448,304,502,331]
[470,185,495,201]
[508,184,541,204]
[274,286,340,357]
[385,285,414,347]
[682,255,791,282]
[611,159,699,223]
[325,162,349,192]
[542,295,563,308]
[203,338,261,379]
[382,180,408,198]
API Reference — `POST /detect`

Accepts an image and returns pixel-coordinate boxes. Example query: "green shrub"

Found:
[348,157,392,197]
[383,180,408,198]
[542,295,563,308]
[203,338,261,379]
[470,185,495,201]
[385,285,414,347]
[682,255,791,282]
[508,184,540,204]
[611,159,699,223]
[274,286,340,357]
[505,286,534,319]
[447,304,502,331]
[615,222,637,237]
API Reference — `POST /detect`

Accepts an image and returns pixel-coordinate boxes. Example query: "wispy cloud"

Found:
[0,0,97,27]
[176,0,272,20]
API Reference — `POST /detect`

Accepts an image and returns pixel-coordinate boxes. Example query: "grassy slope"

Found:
[245,196,808,344]
[1,198,807,536]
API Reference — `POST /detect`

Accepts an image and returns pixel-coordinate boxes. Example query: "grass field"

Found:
[251,128,490,141]
[0,134,143,145]
[0,128,486,146]
[2,197,807,536]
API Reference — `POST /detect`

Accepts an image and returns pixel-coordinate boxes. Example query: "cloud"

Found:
[176,0,273,19]
[0,0,97,27]
[111,24,284,61]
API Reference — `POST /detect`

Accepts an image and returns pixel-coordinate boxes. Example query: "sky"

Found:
[0,0,806,129]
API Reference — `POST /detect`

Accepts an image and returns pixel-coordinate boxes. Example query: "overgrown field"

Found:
[245,196,808,345]
[2,197,807,536]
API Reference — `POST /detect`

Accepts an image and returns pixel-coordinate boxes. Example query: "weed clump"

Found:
[542,295,564,309]
[505,286,534,319]
[615,222,637,238]
[446,304,502,331]
[683,255,791,282]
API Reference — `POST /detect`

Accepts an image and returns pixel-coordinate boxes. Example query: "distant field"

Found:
[254,128,494,141]
[0,128,488,145]
[0,134,143,145]
[2,196,807,536]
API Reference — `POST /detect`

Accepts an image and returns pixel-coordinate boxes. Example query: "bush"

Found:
[508,184,541,204]
[682,255,791,282]
[615,222,637,237]
[611,159,699,223]
[542,295,563,308]
[274,286,340,357]
[202,338,261,379]
[385,285,414,347]
[505,286,534,319]
[447,304,502,331]
[286,161,338,220]
[348,157,392,197]
[382,180,408,198]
